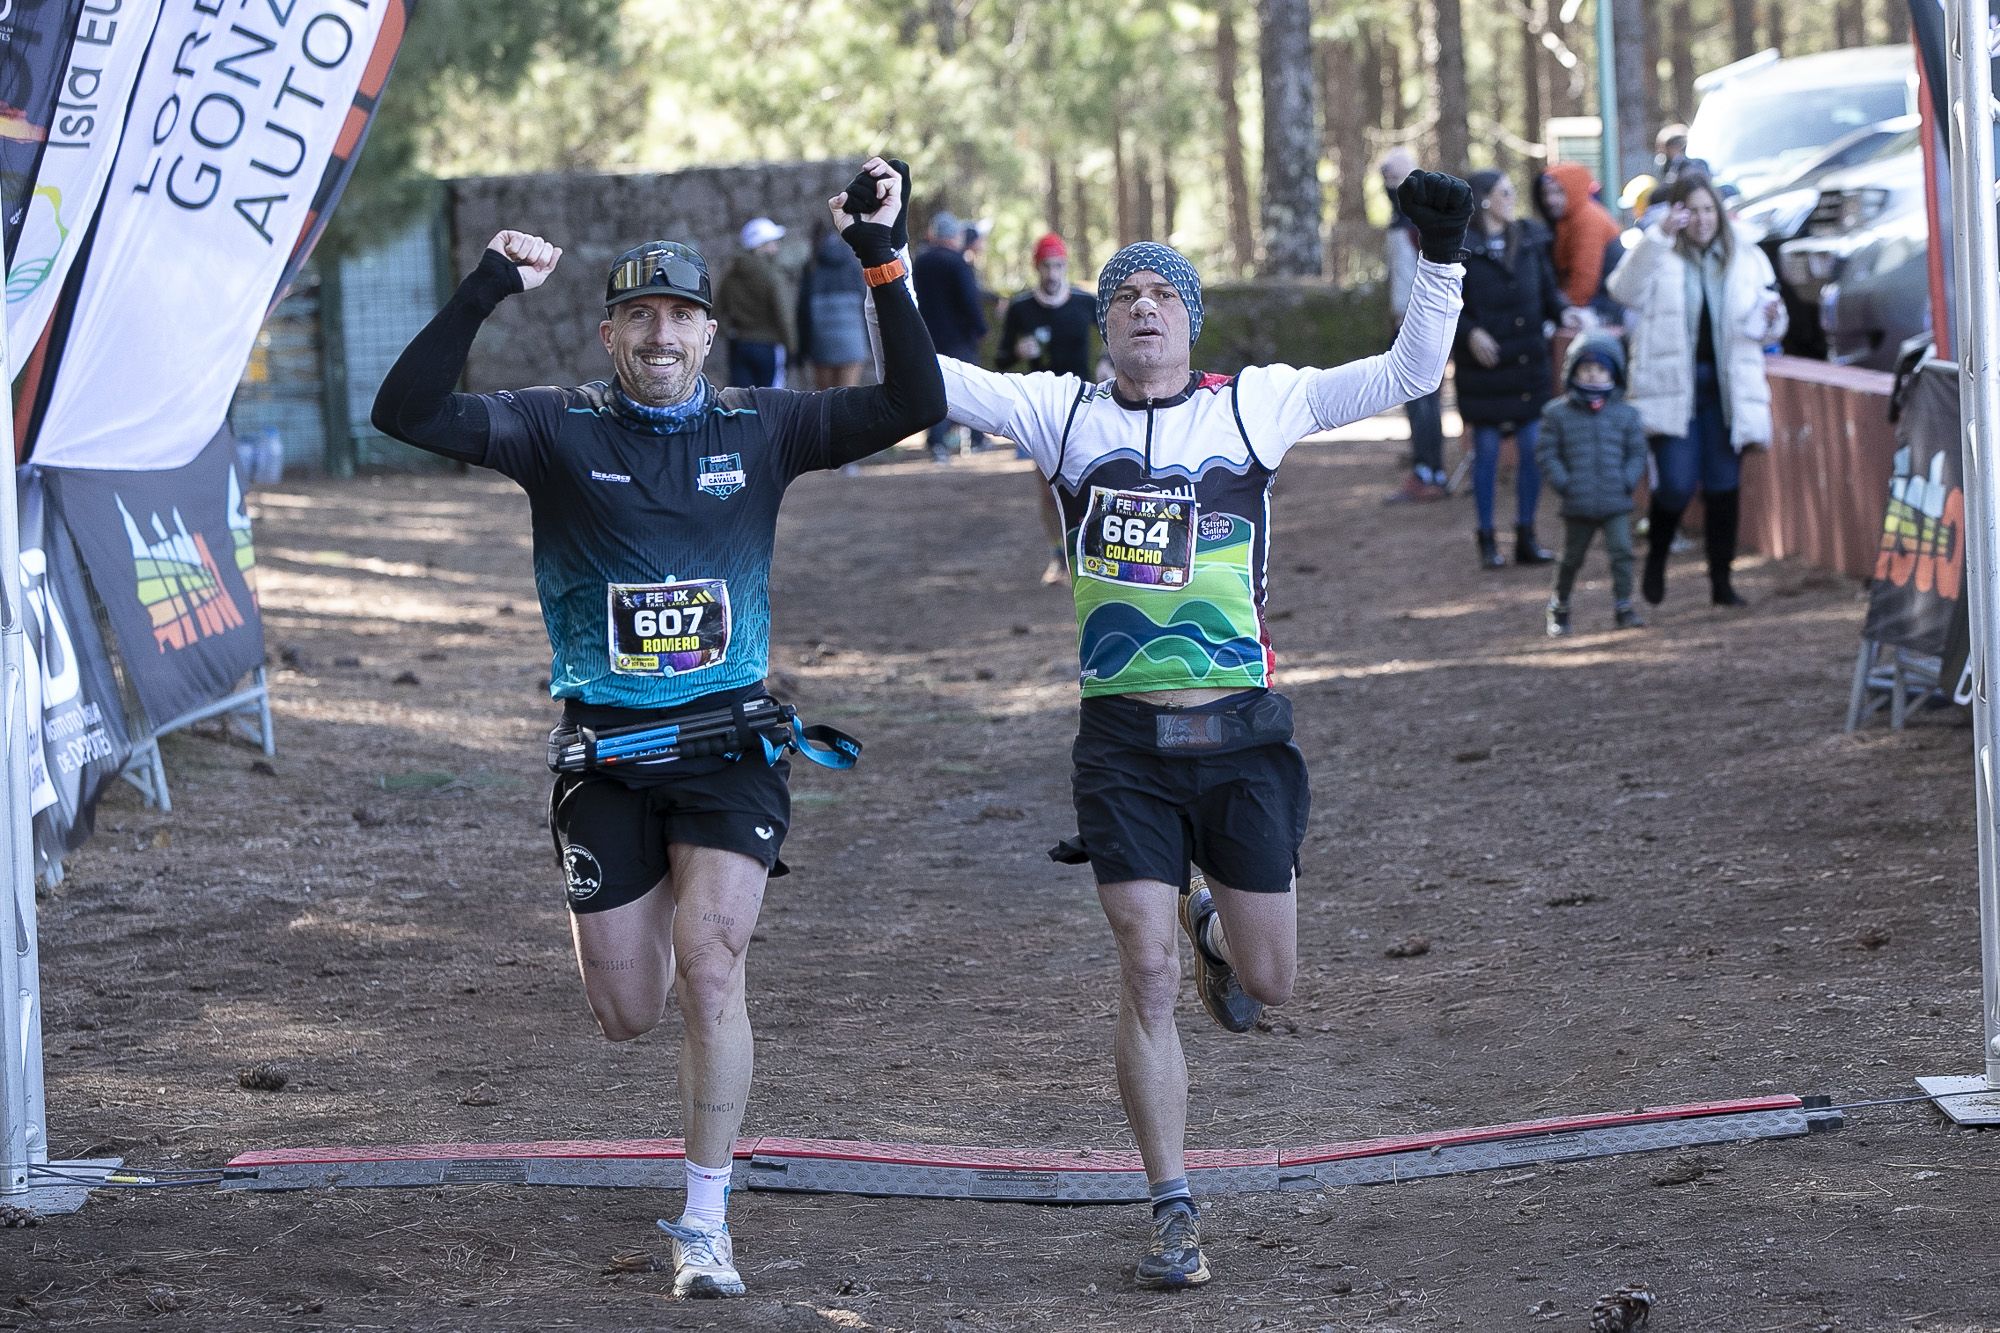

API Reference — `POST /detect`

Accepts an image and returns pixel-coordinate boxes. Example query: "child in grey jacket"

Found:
[1537,333,1649,635]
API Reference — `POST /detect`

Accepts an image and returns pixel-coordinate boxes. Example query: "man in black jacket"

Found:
[371,158,943,1300]
[912,210,988,461]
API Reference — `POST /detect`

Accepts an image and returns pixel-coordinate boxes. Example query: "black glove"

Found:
[1397,169,1475,264]
[839,158,913,252]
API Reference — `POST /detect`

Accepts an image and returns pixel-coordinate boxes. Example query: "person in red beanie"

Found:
[997,231,1100,581]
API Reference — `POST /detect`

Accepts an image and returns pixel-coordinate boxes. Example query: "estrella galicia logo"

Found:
[697,453,746,499]
[1199,512,1234,542]
[563,845,605,903]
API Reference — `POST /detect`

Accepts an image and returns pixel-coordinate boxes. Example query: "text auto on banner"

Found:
[44,426,264,727]
[29,1,399,470]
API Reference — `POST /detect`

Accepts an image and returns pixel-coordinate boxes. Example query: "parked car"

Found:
[1685,45,1916,203]
[1777,146,1929,372]
[1733,115,1920,358]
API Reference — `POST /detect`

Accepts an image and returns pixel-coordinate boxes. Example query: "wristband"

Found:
[863,257,906,288]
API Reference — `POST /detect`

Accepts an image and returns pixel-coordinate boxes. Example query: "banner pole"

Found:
[0,218,47,1192]
[1924,0,2000,1122]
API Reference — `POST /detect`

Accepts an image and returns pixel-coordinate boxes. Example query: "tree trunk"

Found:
[1071,174,1092,278]
[1215,0,1257,275]
[1523,10,1544,160]
[1546,3,1581,120]
[1111,115,1133,247]
[1668,0,1696,124]
[1382,28,1404,130]
[1641,0,1662,136]
[1134,149,1157,242]
[1161,155,1179,245]
[1359,25,1385,134]
[1258,0,1324,276]
[1729,0,1757,59]
[1764,1,1785,55]
[1425,0,1470,174]
[1322,27,1372,280]
[1612,0,1650,195]
[1835,0,1866,48]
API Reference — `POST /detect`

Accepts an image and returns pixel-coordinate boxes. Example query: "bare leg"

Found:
[1202,875,1298,1007]
[1096,878,1188,1184]
[569,876,676,1041]
[665,843,768,1166]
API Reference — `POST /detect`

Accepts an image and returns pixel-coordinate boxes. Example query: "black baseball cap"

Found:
[605,241,711,310]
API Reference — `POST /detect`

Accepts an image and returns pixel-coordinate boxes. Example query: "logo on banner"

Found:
[1874,448,1963,600]
[118,493,247,652]
[697,453,746,499]
[227,465,259,601]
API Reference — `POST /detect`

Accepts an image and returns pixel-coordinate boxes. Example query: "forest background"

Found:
[329,0,1907,294]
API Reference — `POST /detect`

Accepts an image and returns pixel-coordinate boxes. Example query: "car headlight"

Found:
[1736,188,1820,243]
[1837,188,1891,231]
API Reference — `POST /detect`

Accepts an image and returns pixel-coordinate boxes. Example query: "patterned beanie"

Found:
[1095,242,1204,345]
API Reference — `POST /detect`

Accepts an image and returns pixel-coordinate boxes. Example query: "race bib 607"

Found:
[607,579,731,675]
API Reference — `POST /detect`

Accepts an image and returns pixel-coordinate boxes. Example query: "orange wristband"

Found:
[863,257,906,287]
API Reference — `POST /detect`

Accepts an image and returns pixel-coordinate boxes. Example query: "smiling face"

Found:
[599,294,715,406]
[1684,185,1722,247]
[1103,270,1191,381]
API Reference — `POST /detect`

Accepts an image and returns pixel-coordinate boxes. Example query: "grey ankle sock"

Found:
[1149,1176,1195,1219]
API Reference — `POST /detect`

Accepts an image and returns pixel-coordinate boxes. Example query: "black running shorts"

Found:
[1053,689,1309,895]
[546,696,791,914]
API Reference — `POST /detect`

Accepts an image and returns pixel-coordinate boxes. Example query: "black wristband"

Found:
[840,221,898,268]
[1417,234,1468,265]
[472,248,526,307]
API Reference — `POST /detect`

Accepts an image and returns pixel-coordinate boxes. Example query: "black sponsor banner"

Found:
[1863,360,1972,694]
[0,0,86,257]
[44,426,264,727]
[18,465,130,871]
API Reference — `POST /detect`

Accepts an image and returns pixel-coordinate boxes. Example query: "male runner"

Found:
[371,158,942,1298]
[873,169,1471,1287]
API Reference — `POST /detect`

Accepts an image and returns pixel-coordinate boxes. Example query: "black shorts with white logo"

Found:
[1052,689,1308,895]
[546,692,791,914]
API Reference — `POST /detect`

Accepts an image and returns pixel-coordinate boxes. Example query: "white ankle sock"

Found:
[681,1159,731,1229]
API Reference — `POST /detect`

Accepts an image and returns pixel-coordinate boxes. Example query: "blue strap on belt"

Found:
[763,714,861,770]
[548,698,861,773]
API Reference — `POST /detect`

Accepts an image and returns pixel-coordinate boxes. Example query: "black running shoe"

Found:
[1135,1205,1211,1288]
[1180,875,1261,1034]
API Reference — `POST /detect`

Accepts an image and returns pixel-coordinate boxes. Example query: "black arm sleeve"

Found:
[370,249,524,465]
[819,247,947,467]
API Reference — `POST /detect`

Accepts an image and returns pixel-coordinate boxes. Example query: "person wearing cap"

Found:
[911,210,988,461]
[996,232,1098,579]
[867,170,1473,1289]
[370,159,944,1300]
[716,216,796,388]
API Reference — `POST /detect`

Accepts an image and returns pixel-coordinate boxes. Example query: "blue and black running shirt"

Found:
[374,248,944,711]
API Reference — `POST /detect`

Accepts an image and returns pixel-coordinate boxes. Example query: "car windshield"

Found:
[1689,81,1910,177]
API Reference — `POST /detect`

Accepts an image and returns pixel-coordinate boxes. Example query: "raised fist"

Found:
[1396,170,1475,264]
[487,230,561,292]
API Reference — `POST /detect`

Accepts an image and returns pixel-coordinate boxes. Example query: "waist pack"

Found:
[548,696,860,773]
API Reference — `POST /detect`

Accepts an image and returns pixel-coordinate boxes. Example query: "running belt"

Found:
[547,696,860,772]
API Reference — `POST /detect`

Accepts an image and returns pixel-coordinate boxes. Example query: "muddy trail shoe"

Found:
[657,1218,745,1299]
[1135,1204,1212,1289]
[1180,874,1261,1033]
[1545,601,1571,637]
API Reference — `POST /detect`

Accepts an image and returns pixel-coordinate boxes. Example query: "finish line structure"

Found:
[213,1095,1841,1202]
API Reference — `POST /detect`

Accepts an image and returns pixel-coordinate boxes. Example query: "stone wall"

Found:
[1194,279,1395,377]
[448,159,863,392]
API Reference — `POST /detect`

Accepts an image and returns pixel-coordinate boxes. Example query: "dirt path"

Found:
[4,434,1995,1332]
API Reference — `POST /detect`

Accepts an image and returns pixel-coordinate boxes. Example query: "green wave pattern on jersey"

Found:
[1073,512,1265,696]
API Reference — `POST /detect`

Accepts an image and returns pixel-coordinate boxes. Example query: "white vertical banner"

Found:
[5,0,168,360]
[29,0,395,470]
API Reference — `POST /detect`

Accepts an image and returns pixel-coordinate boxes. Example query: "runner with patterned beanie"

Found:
[371,157,943,1298]
[869,168,1471,1288]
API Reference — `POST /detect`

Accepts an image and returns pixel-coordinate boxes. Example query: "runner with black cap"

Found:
[870,167,1473,1289]
[371,157,942,1298]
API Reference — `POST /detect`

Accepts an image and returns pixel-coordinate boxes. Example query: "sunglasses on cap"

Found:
[606,244,711,308]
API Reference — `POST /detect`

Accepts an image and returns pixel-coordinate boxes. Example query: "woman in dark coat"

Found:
[1455,169,1574,568]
